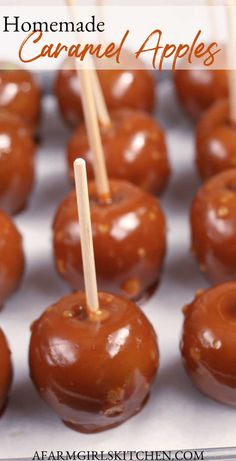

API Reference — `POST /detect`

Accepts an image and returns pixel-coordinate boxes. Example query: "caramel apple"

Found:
[67,109,170,195]
[191,169,236,283]
[29,290,159,433]
[0,111,35,214]
[181,282,236,406]
[56,67,166,300]
[196,99,236,180]
[55,64,155,127]
[0,210,24,306]
[174,69,228,121]
[30,159,159,433]
[53,179,166,301]
[0,64,41,133]
[0,328,12,414]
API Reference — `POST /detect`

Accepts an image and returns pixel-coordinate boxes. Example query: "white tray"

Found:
[1,75,236,459]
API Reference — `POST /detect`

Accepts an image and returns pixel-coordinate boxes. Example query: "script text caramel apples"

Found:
[55,64,155,127]
[0,211,24,307]
[67,109,170,195]
[174,69,228,121]
[0,111,35,214]
[196,99,236,180]
[181,282,236,406]
[0,329,12,415]
[29,291,159,433]
[0,65,41,133]
[191,169,236,283]
[53,180,166,301]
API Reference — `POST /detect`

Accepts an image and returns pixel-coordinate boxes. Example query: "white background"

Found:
[0,3,232,70]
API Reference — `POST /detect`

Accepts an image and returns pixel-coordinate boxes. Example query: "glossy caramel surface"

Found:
[181,282,236,406]
[0,328,12,414]
[0,210,24,306]
[53,180,166,301]
[0,67,41,133]
[55,67,155,126]
[68,109,170,195]
[0,111,35,214]
[29,291,159,433]
[191,169,236,283]
[174,69,228,120]
[196,99,236,180]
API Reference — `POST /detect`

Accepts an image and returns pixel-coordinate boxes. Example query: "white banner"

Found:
[0,4,234,70]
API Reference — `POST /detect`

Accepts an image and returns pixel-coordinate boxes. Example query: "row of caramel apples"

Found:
[1,63,236,433]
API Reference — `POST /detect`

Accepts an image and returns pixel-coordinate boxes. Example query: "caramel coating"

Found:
[191,169,236,283]
[53,180,166,301]
[174,69,228,120]
[0,66,41,133]
[0,328,12,414]
[181,282,236,406]
[67,109,170,195]
[0,111,35,214]
[196,99,236,181]
[0,210,24,306]
[55,66,155,127]
[29,291,159,433]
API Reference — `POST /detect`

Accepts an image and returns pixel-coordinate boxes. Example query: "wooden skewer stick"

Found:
[74,158,99,314]
[225,0,236,123]
[75,64,111,202]
[91,70,111,127]
[65,0,111,127]
[96,0,105,37]
[207,0,218,42]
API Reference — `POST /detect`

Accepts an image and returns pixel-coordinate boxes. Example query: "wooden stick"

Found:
[207,0,218,42]
[225,0,236,123]
[75,63,111,202]
[96,0,105,38]
[91,70,111,127]
[65,0,111,127]
[74,159,99,314]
